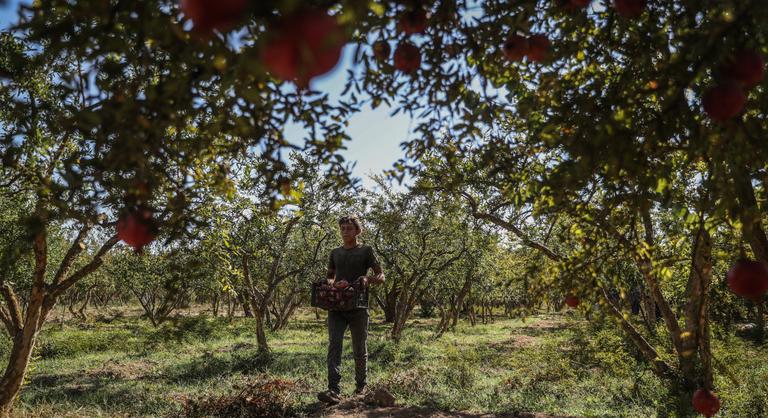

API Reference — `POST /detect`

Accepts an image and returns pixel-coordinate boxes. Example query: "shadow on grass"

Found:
[160,348,324,384]
[24,372,167,415]
[143,316,255,348]
[23,347,325,414]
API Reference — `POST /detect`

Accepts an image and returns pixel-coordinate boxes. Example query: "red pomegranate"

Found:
[727,259,768,302]
[373,40,391,61]
[565,295,580,308]
[502,34,529,61]
[117,207,157,252]
[180,0,247,35]
[702,82,746,122]
[261,9,346,87]
[692,389,720,418]
[526,34,551,63]
[394,41,421,73]
[613,0,645,19]
[570,0,591,7]
[334,280,350,290]
[398,8,428,35]
[721,50,765,88]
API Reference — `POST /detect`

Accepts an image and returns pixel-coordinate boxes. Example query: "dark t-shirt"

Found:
[328,244,380,285]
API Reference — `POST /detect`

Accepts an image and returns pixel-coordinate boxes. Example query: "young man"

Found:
[317,215,385,405]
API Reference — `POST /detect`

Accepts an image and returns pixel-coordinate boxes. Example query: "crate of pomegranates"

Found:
[311,279,367,311]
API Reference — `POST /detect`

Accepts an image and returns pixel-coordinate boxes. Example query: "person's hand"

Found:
[357,276,368,287]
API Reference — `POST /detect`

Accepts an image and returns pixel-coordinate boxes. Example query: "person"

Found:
[317,215,385,405]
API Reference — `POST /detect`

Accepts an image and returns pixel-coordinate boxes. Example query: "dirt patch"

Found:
[507,334,538,348]
[86,358,158,380]
[487,335,538,352]
[525,319,564,329]
[515,318,567,337]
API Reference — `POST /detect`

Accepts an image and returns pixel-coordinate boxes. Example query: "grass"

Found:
[1,306,766,417]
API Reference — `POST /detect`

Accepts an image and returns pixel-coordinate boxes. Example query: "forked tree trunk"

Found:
[0,223,117,416]
[0,288,45,416]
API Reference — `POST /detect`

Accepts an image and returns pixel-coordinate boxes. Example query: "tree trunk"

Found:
[640,287,657,335]
[467,303,476,326]
[255,309,269,352]
[451,277,473,330]
[382,287,398,323]
[0,274,47,415]
[0,329,39,416]
[434,304,449,337]
[237,293,253,318]
[211,292,219,317]
[679,225,713,390]
[754,301,765,343]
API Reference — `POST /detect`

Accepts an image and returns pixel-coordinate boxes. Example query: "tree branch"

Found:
[47,235,119,305]
[52,222,93,286]
[463,193,561,262]
[599,286,673,378]
[0,284,22,333]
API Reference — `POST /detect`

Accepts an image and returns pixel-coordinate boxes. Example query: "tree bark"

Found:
[254,309,268,352]
[680,225,713,389]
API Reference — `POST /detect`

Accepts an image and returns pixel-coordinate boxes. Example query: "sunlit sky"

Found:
[0,1,413,190]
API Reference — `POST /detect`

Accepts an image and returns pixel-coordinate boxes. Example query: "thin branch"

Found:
[47,235,119,303]
[0,284,22,333]
[52,222,93,286]
[599,286,673,378]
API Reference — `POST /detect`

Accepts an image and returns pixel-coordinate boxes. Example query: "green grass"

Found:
[1,308,766,417]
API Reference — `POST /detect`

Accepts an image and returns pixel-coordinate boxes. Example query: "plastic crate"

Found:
[311,280,368,311]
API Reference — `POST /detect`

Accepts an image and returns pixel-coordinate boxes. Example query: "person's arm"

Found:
[367,264,385,285]
[359,247,384,287]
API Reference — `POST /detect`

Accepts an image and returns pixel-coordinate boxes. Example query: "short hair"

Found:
[338,215,362,233]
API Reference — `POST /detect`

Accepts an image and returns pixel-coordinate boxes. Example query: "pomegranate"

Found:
[721,50,764,88]
[702,82,746,122]
[117,207,158,252]
[502,34,529,61]
[181,0,247,35]
[261,8,345,87]
[565,295,580,308]
[570,0,591,7]
[692,389,720,418]
[373,40,391,61]
[398,8,428,35]
[613,0,645,19]
[727,259,768,302]
[394,41,421,73]
[526,34,551,63]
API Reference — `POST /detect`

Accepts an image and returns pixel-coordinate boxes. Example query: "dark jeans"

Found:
[327,308,368,393]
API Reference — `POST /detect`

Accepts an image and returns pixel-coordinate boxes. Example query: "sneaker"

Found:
[317,390,341,405]
[353,385,367,395]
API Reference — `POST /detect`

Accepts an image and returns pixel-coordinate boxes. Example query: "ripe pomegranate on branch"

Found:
[117,206,158,252]
[261,8,346,88]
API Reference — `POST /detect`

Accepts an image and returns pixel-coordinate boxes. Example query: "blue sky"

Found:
[0,2,413,190]
[287,46,413,190]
